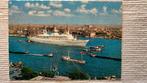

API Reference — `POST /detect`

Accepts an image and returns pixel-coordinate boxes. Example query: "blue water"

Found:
[9,36,121,78]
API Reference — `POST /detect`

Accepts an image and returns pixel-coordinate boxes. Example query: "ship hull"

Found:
[28,37,89,47]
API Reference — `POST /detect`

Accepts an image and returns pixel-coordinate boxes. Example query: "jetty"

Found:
[95,56,121,61]
[10,51,53,57]
[9,51,29,54]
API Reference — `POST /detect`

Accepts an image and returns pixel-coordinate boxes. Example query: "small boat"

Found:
[80,51,86,54]
[27,40,33,43]
[48,53,53,57]
[18,40,23,42]
[30,54,44,56]
[62,51,86,64]
[82,48,89,52]
[88,45,104,52]
[43,53,54,57]
[89,53,96,57]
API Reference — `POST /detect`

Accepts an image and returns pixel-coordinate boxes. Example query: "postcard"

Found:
[9,1,122,81]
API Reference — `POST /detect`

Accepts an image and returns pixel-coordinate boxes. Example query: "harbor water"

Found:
[9,36,121,78]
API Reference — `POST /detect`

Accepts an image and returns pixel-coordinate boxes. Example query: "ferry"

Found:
[28,27,89,47]
[62,51,86,64]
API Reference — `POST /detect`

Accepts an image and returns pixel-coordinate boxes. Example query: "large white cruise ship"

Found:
[28,27,89,47]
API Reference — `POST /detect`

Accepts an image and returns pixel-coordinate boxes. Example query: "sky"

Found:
[9,1,122,25]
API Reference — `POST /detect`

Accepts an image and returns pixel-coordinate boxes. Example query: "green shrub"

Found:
[20,67,38,80]
[67,69,90,80]
[40,71,56,78]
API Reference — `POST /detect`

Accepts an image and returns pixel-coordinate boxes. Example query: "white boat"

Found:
[28,27,89,47]
[48,53,53,57]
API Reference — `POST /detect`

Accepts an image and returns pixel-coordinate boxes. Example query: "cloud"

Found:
[9,5,22,15]
[81,0,89,4]
[28,10,51,16]
[119,5,122,13]
[99,6,108,16]
[25,2,50,10]
[25,2,32,8]
[112,9,120,14]
[89,8,97,15]
[40,4,50,10]
[103,6,107,14]
[76,4,98,15]
[52,10,73,17]
[28,10,37,15]
[112,6,122,15]
[49,1,63,8]
[37,11,51,16]
[28,9,73,17]
[76,4,89,14]
[9,1,12,5]
[64,8,71,13]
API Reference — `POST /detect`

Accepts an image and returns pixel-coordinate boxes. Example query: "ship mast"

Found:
[68,50,70,58]
[81,54,83,60]
[66,25,70,34]
[54,27,58,32]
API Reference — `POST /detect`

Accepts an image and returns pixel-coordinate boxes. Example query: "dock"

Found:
[9,51,53,57]
[9,51,29,54]
[95,55,121,61]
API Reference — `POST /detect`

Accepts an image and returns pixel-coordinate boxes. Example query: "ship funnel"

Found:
[54,27,58,32]
[66,26,70,34]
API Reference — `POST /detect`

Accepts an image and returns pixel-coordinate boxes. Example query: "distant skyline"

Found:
[9,1,122,25]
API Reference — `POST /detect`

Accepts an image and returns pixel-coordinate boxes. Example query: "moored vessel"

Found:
[28,27,89,47]
[62,51,86,64]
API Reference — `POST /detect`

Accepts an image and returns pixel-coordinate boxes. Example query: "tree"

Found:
[67,69,90,80]
[20,67,38,80]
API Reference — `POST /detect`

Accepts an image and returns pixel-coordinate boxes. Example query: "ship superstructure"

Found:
[28,27,89,47]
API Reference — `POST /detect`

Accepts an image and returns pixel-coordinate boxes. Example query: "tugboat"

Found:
[88,46,104,52]
[62,51,86,64]
[80,45,104,55]
[83,45,104,52]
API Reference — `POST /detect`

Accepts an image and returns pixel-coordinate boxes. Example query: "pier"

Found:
[9,51,29,54]
[95,56,121,61]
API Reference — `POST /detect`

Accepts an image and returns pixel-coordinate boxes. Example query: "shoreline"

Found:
[9,24,122,39]
[10,62,121,81]
[9,35,121,40]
